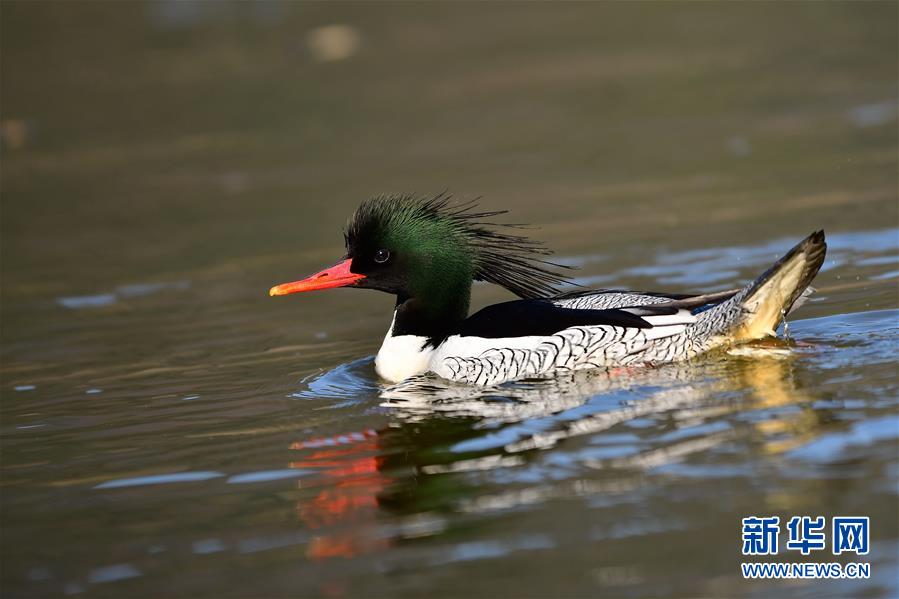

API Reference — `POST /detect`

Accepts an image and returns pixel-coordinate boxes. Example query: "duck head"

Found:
[270,193,570,340]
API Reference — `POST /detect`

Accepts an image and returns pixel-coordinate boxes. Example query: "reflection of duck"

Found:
[288,420,478,561]
[288,344,830,554]
[270,194,826,386]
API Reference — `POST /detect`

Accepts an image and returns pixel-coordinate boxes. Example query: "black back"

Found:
[454,299,654,339]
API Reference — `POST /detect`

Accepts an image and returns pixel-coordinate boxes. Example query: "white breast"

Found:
[374,312,433,383]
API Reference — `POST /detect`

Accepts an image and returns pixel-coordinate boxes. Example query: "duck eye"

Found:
[374,249,390,264]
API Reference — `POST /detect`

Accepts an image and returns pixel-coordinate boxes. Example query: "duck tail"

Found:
[730,230,827,341]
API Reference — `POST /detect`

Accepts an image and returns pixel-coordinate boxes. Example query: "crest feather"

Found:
[345,193,574,299]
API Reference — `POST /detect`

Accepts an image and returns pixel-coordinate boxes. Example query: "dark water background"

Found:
[2,3,897,597]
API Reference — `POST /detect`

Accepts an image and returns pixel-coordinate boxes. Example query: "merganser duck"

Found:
[270,194,826,386]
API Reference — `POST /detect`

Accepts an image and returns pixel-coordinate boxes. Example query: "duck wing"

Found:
[432,299,698,386]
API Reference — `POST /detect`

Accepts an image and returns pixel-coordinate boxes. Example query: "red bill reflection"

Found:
[289,428,391,560]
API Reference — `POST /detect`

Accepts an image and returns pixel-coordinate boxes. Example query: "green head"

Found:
[344,194,568,316]
[270,193,571,339]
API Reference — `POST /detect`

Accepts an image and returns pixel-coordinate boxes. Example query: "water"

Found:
[2,3,897,597]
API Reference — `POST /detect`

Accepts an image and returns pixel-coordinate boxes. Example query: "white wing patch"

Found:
[636,309,697,328]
